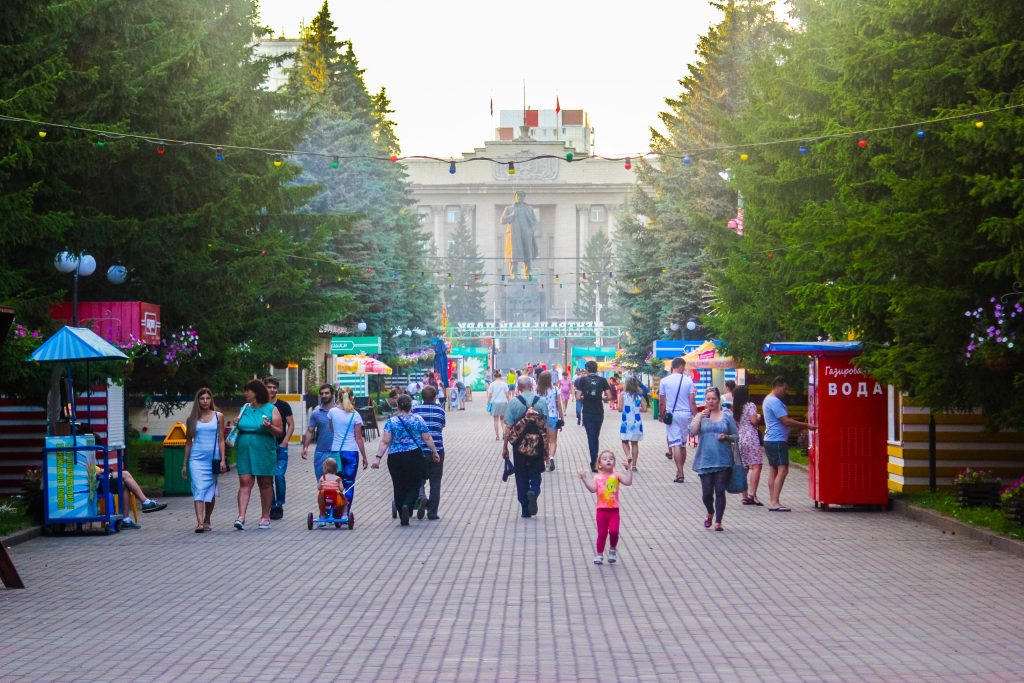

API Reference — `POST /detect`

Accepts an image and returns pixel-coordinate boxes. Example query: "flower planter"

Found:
[1003,496,1024,525]
[955,481,1001,508]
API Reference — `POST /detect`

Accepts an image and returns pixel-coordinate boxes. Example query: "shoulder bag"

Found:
[226,404,247,449]
[662,378,682,425]
[726,417,747,493]
[397,417,431,461]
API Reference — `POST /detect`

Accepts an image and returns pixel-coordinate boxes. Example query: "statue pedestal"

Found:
[497,281,549,370]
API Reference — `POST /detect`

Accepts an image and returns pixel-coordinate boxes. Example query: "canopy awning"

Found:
[669,340,736,369]
[27,326,129,362]
[337,354,392,375]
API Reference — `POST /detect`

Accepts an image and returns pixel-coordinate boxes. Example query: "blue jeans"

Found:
[313,450,337,481]
[576,399,583,422]
[337,450,359,506]
[272,445,288,508]
[582,411,604,469]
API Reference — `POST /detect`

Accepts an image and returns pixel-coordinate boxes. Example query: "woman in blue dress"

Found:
[617,375,646,471]
[688,386,738,531]
[183,388,227,533]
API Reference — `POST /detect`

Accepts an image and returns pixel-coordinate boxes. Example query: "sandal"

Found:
[258,517,272,529]
[233,519,245,531]
[751,498,764,507]
[194,524,205,533]
[741,497,755,505]
[715,523,724,532]
[202,523,212,532]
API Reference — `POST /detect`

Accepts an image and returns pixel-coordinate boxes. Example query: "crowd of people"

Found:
[154,360,817,568]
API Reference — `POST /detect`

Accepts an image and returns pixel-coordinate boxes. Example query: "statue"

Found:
[499,191,538,278]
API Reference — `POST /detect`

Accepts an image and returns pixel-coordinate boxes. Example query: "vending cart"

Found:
[762,342,889,509]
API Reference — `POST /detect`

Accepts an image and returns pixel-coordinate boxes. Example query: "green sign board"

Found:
[571,346,616,358]
[331,336,382,354]
[336,373,369,398]
[450,346,490,357]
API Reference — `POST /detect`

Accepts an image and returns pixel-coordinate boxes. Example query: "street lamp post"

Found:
[54,251,127,326]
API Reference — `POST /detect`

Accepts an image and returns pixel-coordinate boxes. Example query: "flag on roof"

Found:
[556,96,561,114]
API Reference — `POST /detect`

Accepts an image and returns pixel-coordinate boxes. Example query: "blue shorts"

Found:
[764,441,789,468]
[547,416,558,430]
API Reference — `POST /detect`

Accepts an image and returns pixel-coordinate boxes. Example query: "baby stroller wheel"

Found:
[306,512,314,530]
[348,512,355,529]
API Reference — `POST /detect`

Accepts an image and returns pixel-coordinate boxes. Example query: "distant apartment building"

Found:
[496,109,595,155]
[253,38,301,91]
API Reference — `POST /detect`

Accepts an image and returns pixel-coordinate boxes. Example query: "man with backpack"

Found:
[574,360,611,472]
[502,376,550,518]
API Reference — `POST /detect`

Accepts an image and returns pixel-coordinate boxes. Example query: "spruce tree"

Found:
[441,216,486,323]
[574,229,616,323]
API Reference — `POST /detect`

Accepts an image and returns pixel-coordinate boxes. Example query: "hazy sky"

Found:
[257,0,725,157]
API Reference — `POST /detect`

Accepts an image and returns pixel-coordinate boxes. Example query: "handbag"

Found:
[662,377,683,425]
[212,412,222,474]
[726,434,747,494]
[226,404,247,448]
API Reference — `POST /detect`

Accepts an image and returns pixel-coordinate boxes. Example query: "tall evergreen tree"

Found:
[441,217,486,323]
[575,229,616,323]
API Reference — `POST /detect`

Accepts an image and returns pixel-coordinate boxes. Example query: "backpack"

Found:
[508,396,548,458]
[582,374,604,401]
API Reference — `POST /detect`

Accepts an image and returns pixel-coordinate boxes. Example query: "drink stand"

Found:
[28,326,130,533]
[762,341,890,510]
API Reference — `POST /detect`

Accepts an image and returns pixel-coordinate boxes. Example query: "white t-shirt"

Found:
[407,381,422,394]
[659,373,696,418]
[488,379,509,404]
[327,407,363,452]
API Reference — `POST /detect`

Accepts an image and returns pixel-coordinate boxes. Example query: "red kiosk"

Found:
[763,342,889,509]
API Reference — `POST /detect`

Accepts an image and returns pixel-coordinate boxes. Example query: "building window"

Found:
[590,205,606,223]
[445,206,460,223]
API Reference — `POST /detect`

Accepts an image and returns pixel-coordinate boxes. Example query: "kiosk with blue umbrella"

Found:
[27,326,129,533]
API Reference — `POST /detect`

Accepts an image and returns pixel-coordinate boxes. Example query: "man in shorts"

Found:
[658,357,698,483]
[301,383,336,480]
[762,376,817,512]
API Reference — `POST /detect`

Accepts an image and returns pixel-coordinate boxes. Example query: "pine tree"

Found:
[574,229,616,323]
[441,216,486,323]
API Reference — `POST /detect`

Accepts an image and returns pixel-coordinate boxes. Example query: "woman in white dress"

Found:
[183,388,227,533]
[618,375,646,471]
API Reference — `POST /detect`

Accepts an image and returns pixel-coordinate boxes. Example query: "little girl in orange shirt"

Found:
[578,449,633,564]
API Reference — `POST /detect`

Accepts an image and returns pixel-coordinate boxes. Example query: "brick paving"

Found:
[2,398,1024,682]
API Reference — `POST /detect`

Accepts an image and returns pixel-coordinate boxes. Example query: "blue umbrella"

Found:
[27,326,128,362]
[432,337,450,389]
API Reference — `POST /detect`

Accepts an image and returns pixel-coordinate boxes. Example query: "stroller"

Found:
[307,480,355,530]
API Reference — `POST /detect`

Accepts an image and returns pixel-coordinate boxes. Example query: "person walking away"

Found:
[371,394,440,526]
[722,380,736,414]
[558,371,573,415]
[301,384,337,479]
[733,385,764,506]
[327,387,368,515]
[618,375,646,471]
[487,372,510,440]
[455,379,466,411]
[689,387,738,531]
[659,357,698,483]
[536,371,563,472]
[574,368,586,425]
[412,385,446,520]
[762,376,817,512]
[502,376,549,517]
[607,374,620,411]
[578,449,633,564]
[182,388,226,532]
[507,369,516,394]
[233,379,283,531]
[264,377,294,521]
[575,361,611,472]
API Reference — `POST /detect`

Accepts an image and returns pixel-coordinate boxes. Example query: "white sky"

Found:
[257,0,725,157]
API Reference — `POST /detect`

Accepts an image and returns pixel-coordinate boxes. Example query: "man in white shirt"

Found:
[487,372,510,440]
[658,357,698,483]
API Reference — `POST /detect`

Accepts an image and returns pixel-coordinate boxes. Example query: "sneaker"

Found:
[120,518,140,530]
[593,554,604,565]
[426,515,440,520]
[548,458,555,472]
[268,506,284,520]
[399,504,411,526]
[607,548,618,564]
[526,491,538,517]
[141,500,167,513]
[316,522,327,529]
[416,497,427,520]
[233,519,245,531]
[258,518,271,530]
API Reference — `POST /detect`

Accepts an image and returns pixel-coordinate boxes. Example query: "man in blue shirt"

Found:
[762,376,817,512]
[412,385,446,520]
[301,383,337,480]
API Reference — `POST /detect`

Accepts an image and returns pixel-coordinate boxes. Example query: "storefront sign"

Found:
[330,336,382,354]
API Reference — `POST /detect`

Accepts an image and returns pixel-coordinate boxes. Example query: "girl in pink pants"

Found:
[579,450,634,565]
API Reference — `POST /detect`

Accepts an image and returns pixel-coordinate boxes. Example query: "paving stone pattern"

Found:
[2,400,1024,682]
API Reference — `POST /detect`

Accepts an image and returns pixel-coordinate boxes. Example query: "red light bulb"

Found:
[857,139,868,149]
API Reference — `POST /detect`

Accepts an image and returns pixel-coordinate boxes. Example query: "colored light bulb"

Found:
[508,161,515,175]
[916,129,926,139]
[156,145,165,155]
[624,157,632,170]
[975,120,984,129]
[390,154,398,162]
[739,153,749,161]
[331,157,339,169]
[683,156,692,165]
[566,152,574,161]
[799,145,809,154]
[449,161,456,174]
[38,130,47,139]
[858,139,868,149]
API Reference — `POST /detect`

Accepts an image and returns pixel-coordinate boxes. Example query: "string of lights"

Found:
[4,102,1021,171]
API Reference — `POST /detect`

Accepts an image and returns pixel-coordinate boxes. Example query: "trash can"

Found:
[651,397,659,417]
[162,422,191,496]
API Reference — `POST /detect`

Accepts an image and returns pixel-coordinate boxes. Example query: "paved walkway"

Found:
[2,399,1023,682]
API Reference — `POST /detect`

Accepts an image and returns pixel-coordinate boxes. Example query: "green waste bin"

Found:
[651,397,659,417]
[162,422,191,495]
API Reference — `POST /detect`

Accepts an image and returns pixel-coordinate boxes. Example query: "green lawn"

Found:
[0,499,34,537]
[898,491,1024,541]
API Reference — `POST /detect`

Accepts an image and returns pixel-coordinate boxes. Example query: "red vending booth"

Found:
[762,342,889,509]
